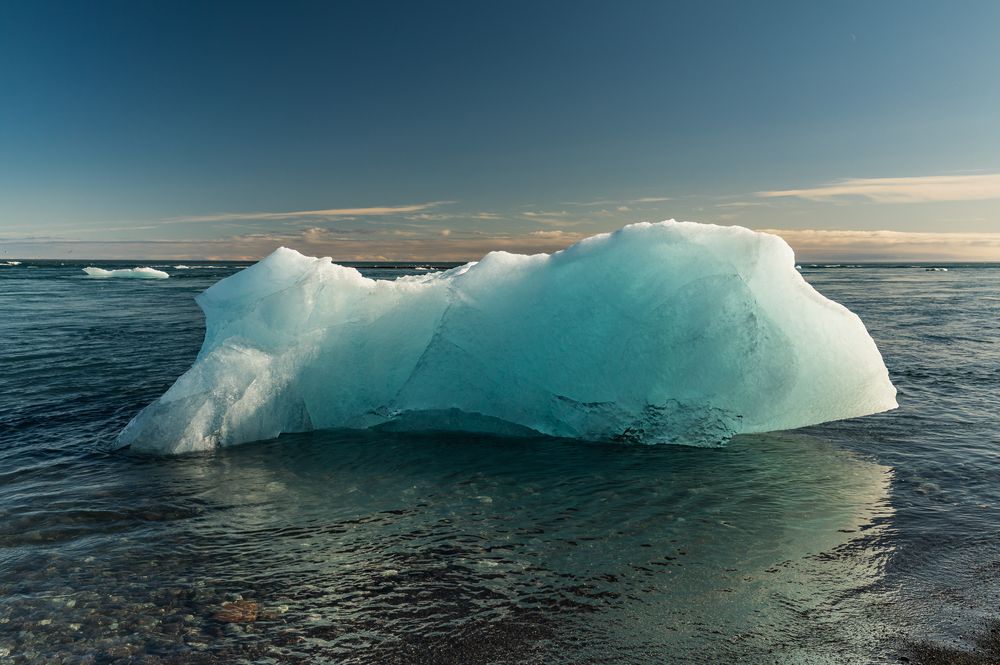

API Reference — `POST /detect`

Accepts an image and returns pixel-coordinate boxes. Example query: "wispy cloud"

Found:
[757,174,1000,203]
[715,201,769,208]
[762,228,1000,261]
[529,229,585,240]
[518,210,589,228]
[163,201,454,224]
[8,224,1000,262]
[522,210,572,218]
[405,210,506,222]
[2,224,591,261]
[563,196,671,206]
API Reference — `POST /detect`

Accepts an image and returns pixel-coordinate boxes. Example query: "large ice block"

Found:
[117,221,897,453]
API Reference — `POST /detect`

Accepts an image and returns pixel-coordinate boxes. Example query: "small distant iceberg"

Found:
[924,267,948,272]
[0,260,21,266]
[174,265,192,269]
[118,220,897,454]
[83,266,169,279]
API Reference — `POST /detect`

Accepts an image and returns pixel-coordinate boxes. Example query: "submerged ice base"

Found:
[118,221,897,453]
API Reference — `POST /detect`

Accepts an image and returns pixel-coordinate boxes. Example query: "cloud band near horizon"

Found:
[5,226,1000,262]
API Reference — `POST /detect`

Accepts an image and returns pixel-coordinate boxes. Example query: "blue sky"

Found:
[2,1,1000,260]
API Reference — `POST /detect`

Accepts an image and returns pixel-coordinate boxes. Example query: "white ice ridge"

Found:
[83,266,169,279]
[117,221,897,453]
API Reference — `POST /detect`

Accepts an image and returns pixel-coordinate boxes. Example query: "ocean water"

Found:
[0,260,998,664]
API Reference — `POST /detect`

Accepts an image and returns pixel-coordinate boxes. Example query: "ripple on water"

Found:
[0,430,896,662]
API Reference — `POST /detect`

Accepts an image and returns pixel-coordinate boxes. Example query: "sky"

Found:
[2,0,1000,261]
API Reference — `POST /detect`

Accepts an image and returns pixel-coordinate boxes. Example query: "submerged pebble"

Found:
[213,600,259,624]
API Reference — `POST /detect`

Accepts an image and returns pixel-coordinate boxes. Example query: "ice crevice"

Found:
[116,220,898,454]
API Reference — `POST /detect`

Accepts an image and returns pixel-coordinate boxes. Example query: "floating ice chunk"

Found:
[117,221,897,453]
[173,264,232,269]
[0,260,21,266]
[83,266,169,279]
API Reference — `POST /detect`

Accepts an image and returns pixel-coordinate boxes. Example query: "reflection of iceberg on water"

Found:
[579,431,896,660]
[118,221,897,453]
[150,428,895,661]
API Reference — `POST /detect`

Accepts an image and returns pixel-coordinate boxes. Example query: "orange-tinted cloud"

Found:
[763,228,1000,261]
[758,174,1000,203]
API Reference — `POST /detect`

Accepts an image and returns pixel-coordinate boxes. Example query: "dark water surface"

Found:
[1,260,998,663]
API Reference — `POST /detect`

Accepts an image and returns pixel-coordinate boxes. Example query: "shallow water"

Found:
[1,260,998,663]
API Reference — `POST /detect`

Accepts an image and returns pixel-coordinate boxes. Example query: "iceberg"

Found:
[83,266,169,279]
[117,221,897,454]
